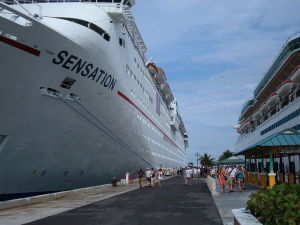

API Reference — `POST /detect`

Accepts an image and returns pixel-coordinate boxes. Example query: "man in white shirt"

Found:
[145,168,152,187]
[184,168,192,186]
[229,166,237,192]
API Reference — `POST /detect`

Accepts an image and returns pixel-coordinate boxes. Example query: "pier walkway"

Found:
[1,177,223,225]
[210,177,260,225]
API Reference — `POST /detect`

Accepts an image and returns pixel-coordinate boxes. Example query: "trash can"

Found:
[112,177,117,187]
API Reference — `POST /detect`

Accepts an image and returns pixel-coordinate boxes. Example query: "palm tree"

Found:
[218,149,234,162]
[199,153,214,166]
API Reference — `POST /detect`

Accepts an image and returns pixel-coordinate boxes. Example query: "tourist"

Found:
[151,168,155,187]
[184,168,192,186]
[218,167,226,193]
[137,168,145,188]
[157,168,163,186]
[145,168,152,187]
[229,166,237,192]
[237,166,244,192]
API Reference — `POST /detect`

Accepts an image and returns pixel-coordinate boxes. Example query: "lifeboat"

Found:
[165,93,174,104]
[147,63,158,75]
[290,66,300,83]
[253,110,262,121]
[239,120,251,133]
[277,80,294,97]
[266,93,279,107]
[260,103,270,114]
[156,67,167,83]
[161,82,171,95]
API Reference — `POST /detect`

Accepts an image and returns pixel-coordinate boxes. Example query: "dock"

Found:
[0,177,223,225]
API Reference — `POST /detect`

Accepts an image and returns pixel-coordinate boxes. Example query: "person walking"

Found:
[184,168,192,186]
[237,167,244,192]
[229,166,237,192]
[218,167,226,193]
[151,168,155,187]
[157,168,163,187]
[145,168,152,187]
[137,168,145,188]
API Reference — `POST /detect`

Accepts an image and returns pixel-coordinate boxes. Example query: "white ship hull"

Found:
[0,1,187,199]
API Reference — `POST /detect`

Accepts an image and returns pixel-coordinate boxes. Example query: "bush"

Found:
[246,184,300,225]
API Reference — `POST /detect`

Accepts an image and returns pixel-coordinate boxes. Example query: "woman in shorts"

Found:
[237,167,244,192]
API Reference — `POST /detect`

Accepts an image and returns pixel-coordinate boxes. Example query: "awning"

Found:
[236,128,300,155]
[219,156,245,164]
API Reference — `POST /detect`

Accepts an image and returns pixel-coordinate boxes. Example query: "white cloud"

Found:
[132,0,300,162]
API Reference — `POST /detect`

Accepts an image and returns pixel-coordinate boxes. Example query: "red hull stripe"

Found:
[117,90,183,151]
[0,35,40,57]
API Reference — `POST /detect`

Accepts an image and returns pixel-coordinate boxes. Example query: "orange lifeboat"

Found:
[161,82,171,95]
[266,93,279,107]
[147,63,158,75]
[165,93,174,104]
[290,66,300,83]
[277,80,294,97]
[156,67,167,83]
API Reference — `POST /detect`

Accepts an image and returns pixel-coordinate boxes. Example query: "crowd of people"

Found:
[136,165,245,192]
[137,168,175,188]
[215,165,245,193]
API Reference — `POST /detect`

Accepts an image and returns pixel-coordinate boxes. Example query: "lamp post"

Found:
[195,152,200,168]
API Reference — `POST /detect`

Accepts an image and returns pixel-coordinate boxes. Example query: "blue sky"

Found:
[132,0,300,163]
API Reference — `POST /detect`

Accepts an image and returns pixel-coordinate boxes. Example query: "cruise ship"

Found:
[0,0,188,200]
[235,33,300,181]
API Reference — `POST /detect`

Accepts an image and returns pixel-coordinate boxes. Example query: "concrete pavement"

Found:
[25,177,222,225]
[210,177,259,225]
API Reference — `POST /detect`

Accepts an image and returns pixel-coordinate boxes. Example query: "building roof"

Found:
[219,156,244,164]
[236,129,300,155]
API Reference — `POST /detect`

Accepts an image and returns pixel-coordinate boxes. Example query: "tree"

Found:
[199,153,214,166]
[218,150,234,162]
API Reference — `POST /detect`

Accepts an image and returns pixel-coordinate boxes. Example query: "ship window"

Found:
[60,77,76,89]
[119,37,125,47]
[55,17,110,41]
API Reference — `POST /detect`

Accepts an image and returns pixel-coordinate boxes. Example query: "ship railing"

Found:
[253,31,300,98]
[0,0,128,5]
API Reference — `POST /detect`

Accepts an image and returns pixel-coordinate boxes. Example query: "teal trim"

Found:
[269,150,274,171]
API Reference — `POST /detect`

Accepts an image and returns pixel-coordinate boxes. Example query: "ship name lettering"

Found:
[52,50,116,91]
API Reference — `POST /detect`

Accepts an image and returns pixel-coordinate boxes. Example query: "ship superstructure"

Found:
[0,0,188,199]
[235,33,300,174]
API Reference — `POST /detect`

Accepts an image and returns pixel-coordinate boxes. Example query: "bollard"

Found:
[112,177,117,187]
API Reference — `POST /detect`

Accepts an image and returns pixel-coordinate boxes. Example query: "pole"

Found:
[195,152,200,168]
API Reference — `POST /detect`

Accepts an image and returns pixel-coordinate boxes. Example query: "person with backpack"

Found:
[137,168,145,188]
